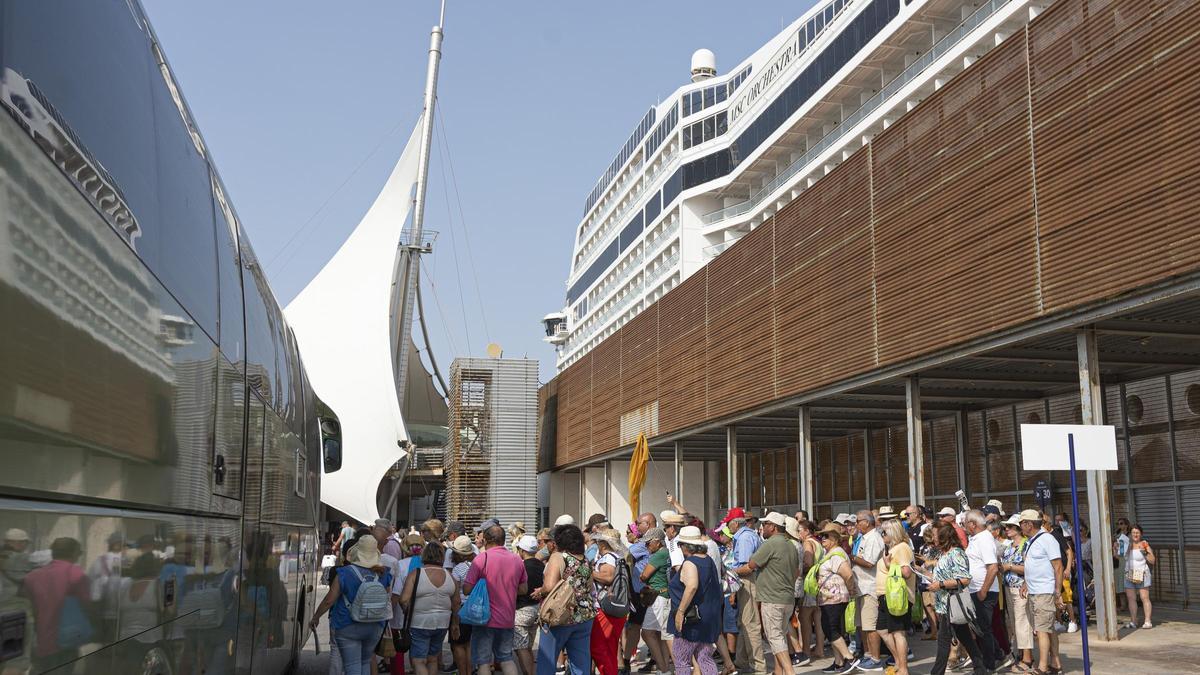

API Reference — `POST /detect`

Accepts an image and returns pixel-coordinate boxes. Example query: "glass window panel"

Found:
[869,430,888,503]
[825,5,834,23]
[703,116,715,142]
[682,96,690,117]
[703,87,714,109]
[1170,371,1200,481]
[213,181,244,364]
[986,406,1018,493]
[815,13,825,33]
[691,91,702,112]
[1122,378,1172,484]
[807,18,816,38]
[965,411,985,496]
[716,112,728,136]
[886,427,906,503]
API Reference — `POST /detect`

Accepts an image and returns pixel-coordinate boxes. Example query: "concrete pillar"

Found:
[603,461,611,517]
[726,426,740,507]
[798,407,814,516]
[1077,328,1118,641]
[906,376,926,505]
[673,441,684,505]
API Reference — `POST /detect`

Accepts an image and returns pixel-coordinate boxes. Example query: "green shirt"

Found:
[647,548,671,596]
[751,533,800,604]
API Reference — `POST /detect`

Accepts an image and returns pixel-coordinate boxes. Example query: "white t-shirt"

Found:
[594,552,620,593]
[1023,532,1062,595]
[853,529,884,595]
[966,530,1000,593]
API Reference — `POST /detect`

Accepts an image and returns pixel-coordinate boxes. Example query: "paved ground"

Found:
[295,588,1198,675]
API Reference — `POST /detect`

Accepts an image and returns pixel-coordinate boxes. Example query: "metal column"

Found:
[726,426,740,507]
[674,441,684,504]
[798,407,814,517]
[1077,328,1118,641]
[906,376,926,505]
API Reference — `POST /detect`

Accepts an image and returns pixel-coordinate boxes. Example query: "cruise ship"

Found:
[543,0,1047,370]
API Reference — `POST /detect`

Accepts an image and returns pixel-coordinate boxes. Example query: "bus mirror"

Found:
[319,416,342,473]
[323,438,342,473]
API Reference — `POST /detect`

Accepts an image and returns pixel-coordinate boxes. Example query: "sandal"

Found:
[1010,662,1035,673]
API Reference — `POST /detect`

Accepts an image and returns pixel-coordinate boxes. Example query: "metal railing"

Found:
[702,0,1015,226]
[573,149,679,273]
[645,220,681,256]
[646,252,681,286]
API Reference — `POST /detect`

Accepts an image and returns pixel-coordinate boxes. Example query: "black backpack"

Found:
[599,559,632,618]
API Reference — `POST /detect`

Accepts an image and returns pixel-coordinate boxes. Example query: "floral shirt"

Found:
[1001,536,1027,588]
[560,553,597,624]
[932,547,969,615]
[816,547,850,606]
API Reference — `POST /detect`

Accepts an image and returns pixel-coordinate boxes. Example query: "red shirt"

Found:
[22,560,90,656]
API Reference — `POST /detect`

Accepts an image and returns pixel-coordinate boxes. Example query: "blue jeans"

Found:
[333,621,385,675]
[537,620,593,675]
[471,625,516,666]
[411,626,448,659]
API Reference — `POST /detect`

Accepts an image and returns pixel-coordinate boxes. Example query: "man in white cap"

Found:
[1017,510,1064,674]
[938,507,968,548]
[735,512,799,675]
[513,534,544,675]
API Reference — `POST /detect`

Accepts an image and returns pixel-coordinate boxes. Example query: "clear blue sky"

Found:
[142,0,813,383]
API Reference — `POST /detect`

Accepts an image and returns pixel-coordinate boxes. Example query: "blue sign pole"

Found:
[1067,433,1091,675]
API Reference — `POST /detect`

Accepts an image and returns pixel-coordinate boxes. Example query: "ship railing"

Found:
[702,0,1014,226]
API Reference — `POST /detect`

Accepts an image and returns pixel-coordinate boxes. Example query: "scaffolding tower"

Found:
[444,357,539,532]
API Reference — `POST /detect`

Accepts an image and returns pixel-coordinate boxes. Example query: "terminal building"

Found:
[539,0,1200,615]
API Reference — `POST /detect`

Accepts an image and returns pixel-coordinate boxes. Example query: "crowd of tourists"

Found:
[314,501,1156,675]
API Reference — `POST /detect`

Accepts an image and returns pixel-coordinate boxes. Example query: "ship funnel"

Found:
[691,49,717,82]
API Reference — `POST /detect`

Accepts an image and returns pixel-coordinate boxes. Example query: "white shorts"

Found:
[642,595,671,633]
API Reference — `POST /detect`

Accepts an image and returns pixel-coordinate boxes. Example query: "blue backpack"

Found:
[58,596,93,649]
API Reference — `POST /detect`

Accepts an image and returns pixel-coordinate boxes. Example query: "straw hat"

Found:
[589,528,628,555]
[660,510,687,526]
[347,536,382,568]
[818,523,845,539]
[675,525,707,546]
[878,505,899,521]
[451,535,474,556]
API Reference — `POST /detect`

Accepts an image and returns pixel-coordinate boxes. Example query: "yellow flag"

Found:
[628,433,650,520]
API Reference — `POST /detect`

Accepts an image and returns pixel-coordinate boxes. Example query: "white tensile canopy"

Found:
[286,120,424,525]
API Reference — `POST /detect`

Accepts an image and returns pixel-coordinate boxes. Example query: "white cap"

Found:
[4,528,28,542]
[763,512,787,527]
[515,535,539,553]
[938,507,957,517]
[554,514,576,526]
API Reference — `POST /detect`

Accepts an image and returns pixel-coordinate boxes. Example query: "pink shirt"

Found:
[465,547,527,629]
[22,560,90,656]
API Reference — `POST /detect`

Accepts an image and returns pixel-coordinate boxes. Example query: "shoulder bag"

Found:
[538,554,579,627]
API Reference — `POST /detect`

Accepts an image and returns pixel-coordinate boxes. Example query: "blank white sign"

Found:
[1019,424,1118,471]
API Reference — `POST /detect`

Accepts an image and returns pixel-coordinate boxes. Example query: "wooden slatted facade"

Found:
[547,0,1200,469]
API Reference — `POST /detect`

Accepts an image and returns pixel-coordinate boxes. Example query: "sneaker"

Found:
[884,656,895,667]
[847,641,858,655]
[857,657,884,671]
[950,657,973,672]
[996,654,1015,671]
[792,655,812,667]
[636,665,656,674]
[839,661,860,675]
[906,649,913,660]
[1067,621,1079,633]
[821,664,841,674]
[1142,621,1153,629]
[1123,621,1137,629]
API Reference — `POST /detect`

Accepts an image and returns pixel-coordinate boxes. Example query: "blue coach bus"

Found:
[0,2,342,672]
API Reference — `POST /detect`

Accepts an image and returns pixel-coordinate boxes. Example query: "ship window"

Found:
[703,116,715,142]
[825,5,834,23]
